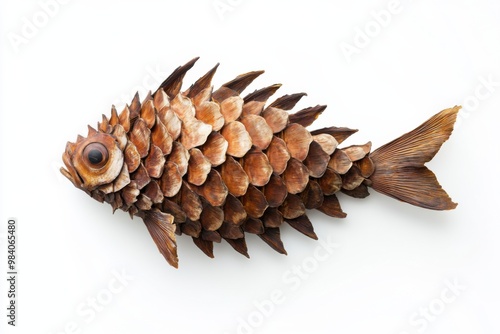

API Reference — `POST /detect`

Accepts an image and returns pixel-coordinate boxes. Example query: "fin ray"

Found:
[369,107,460,210]
[143,210,178,268]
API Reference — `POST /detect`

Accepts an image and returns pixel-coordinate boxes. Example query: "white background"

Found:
[1,0,499,333]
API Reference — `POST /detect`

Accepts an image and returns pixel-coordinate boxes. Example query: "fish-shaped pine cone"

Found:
[62,58,459,267]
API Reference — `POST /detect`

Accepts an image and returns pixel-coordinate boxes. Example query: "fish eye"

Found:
[83,143,109,168]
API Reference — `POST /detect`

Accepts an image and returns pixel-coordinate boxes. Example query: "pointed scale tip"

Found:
[187,62,220,98]
[289,105,327,128]
[225,238,250,258]
[221,70,265,94]
[156,57,200,98]
[258,228,287,255]
[269,92,308,111]
[192,237,215,258]
[243,84,282,103]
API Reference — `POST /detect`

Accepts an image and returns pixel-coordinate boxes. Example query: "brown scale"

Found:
[61,58,460,268]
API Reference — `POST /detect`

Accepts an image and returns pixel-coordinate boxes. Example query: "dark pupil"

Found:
[88,149,103,164]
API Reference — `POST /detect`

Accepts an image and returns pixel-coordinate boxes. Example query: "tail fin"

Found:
[368,106,460,210]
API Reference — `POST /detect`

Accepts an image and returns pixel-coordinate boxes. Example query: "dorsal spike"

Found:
[99,114,110,132]
[109,105,119,126]
[269,92,307,110]
[289,105,327,127]
[310,126,358,144]
[243,84,282,103]
[241,84,283,116]
[87,125,97,136]
[156,57,200,98]
[221,70,265,94]
[187,63,220,98]
[142,90,153,104]
[118,105,131,132]
[129,92,141,119]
